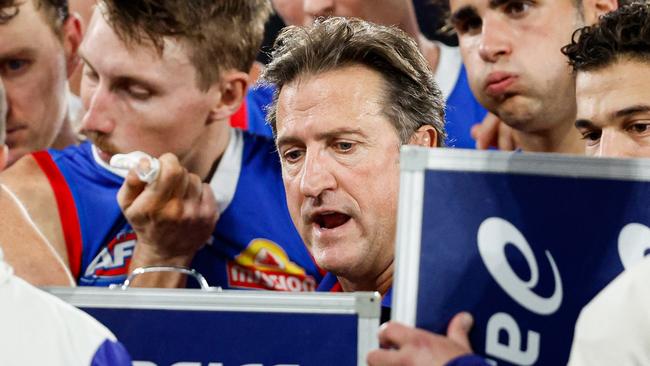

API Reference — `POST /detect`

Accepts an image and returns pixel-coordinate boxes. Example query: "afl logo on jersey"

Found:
[81,232,136,285]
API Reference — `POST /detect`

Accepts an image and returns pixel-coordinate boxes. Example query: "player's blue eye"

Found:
[7,60,26,71]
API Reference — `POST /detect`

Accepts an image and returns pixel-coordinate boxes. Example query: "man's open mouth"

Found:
[313,212,351,230]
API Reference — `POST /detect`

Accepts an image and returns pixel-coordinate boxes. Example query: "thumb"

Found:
[471,124,487,150]
[447,312,474,351]
[470,123,482,141]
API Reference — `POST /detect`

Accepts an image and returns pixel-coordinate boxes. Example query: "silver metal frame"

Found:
[111,266,214,290]
[47,287,380,366]
[401,146,650,180]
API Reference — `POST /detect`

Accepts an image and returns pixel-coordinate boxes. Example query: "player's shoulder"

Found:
[0,153,49,193]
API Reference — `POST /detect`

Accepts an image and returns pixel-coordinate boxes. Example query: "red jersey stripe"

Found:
[230,99,248,129]
[32,151,83,280]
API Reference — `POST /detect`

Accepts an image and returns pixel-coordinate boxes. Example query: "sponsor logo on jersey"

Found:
[227,239,317,291]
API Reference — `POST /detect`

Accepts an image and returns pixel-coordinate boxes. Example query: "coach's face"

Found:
[275,65,401,285]
[575,59,650,158]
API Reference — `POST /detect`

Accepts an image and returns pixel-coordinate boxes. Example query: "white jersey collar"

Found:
[209,128,243,214]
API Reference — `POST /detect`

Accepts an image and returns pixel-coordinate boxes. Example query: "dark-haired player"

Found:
[563,4,650,363]
[449,0,617,153]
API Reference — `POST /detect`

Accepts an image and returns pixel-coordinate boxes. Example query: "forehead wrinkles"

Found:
[286,70,385,115]
[277,70,388,144]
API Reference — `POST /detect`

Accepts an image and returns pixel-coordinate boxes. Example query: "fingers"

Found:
[367,348,404,366]
[129,153,189,211]
[117,169,147,211]
[377,322,419,349]
[178,177,219,231]
[473,113,501,150]
[371,320,474,366]
[497,121,516,151]
[370,322,429,366]
[119,152,216,228]
[149,153,188,202]
[446,312,474,352]
[470,123,482,142]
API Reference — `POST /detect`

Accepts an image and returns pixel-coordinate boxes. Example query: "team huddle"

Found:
[0,0,649,365]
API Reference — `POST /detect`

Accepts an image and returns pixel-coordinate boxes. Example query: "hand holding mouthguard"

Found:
[109,151,161,184]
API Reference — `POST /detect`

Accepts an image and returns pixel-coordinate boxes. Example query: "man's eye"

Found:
[335,142,354,151]
[8,60,26,70]
[127,85,152,100]
[629,123,650,134]
[1,59,29,75]
[283,149,304,162]
[504,1,531,16]
[454,16,482,34]
[580,130,602,144]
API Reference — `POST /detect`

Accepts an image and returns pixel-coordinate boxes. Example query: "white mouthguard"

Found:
[109,151,160,184]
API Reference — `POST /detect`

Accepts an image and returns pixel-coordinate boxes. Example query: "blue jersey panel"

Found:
[91,340,132,366]
[245,84,275,138]
[444,66,487,149]
[47,134,320,290]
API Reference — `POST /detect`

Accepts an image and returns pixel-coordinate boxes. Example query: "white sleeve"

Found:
[0,257,121,366]
[568,257,650,366]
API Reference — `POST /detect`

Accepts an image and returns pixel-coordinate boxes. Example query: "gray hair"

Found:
[262,16,446,146]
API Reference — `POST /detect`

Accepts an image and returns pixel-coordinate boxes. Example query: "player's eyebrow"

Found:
[450,5,479,27]
[613,104,650,119]
[575,119,596,129]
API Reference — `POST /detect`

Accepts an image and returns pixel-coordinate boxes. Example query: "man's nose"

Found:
[81,85,115,135]
[597,130,636,158]
[478,15,513,63]
[299,149,337,199]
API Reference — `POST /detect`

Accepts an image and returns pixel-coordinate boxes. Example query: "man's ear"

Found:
[408,125,438,148]
[207,70,249,122]
[61,14,83,78]
[581,0,618,25]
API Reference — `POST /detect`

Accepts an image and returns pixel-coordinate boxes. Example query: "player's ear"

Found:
[581,0,618,25]
[207,70,249,123]
[408,125,438,148]
[62,13,84,77]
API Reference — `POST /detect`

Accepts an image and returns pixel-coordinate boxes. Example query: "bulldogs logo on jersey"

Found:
[227,239,317,291]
